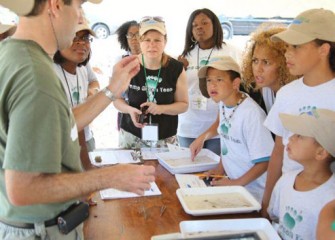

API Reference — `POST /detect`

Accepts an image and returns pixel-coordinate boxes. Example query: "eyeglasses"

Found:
[140,16,165,24]
[126,32,140,39]
[73,35,93,43]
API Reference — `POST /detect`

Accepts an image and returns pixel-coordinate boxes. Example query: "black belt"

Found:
[0,217,58,229]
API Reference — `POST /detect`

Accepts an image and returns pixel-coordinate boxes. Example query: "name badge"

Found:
[142,124,159,141]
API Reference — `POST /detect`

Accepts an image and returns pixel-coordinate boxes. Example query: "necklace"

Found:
[61,67,79,107]
[197,45,214,69]
[222,93,246,125]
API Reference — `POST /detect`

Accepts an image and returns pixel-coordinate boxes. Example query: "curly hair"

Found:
[241,24,297,91]
[115,20,139,52]
[181,8,223,57]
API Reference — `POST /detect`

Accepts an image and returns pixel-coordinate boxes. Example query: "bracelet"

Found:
[101,87,116,102]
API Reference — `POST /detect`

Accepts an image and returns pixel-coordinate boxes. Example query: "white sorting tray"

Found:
[179,218,280,240]
[176,186,261,216]
[156,149,220,174]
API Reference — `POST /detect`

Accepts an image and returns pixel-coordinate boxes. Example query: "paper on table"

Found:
[175,174,207,188]
[141,147,169,160]
[100,182,161,199]
[89,150,141,166]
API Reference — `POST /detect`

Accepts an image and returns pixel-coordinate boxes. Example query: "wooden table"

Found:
[83,160,260,240]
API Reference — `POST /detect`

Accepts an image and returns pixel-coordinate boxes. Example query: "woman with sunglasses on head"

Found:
[53,21,99,154]
[177,8,241,156]
[115,20,141,131]
[114,16,188,149]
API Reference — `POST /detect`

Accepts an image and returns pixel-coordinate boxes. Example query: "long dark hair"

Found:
[115,20,139,52]
[181,8,223,57]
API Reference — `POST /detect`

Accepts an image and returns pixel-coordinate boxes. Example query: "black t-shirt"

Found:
[121,57,183,139]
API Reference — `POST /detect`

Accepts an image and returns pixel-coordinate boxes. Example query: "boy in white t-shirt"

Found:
[262,8,335,217]
[268,109,335,240]
[190,56,274,202]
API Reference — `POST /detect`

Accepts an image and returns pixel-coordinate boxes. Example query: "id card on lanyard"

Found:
[141,54,161,141]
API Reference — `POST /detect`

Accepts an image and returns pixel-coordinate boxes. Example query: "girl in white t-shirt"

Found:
[191,56,274,202]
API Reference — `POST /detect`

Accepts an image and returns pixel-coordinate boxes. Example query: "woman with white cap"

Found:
[114,16,188,148]
[53,20,99,153]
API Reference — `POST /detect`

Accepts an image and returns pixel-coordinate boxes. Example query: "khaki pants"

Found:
[0,222,83,240]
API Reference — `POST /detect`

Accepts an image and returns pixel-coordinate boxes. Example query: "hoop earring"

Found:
[191,36,197,43]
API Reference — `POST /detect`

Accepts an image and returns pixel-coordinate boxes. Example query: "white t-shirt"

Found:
[218,96,274,202]
[54,64,97,141]
[262,87,275,114]
[264,77,335,173]
[268,170,335,240]
[177,43,241,138]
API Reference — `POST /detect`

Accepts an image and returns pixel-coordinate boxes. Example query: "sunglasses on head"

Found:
[140,16,165,24]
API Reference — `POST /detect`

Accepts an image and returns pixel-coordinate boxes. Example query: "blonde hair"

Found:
[241,24,297,91]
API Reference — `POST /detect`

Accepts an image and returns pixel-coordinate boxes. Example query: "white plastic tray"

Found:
[156,149,220,174]
[176,186,261,216]
[179,218,281,239]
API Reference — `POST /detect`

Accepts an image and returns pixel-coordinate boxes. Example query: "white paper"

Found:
[89,150,141,166]
[175,174,207,188]
[141,147,169,160]
[100,182,161,199]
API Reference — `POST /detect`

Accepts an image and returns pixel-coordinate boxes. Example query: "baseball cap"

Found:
[0,0,102,16]
[280,109,335,157]
[76,19,96,37]
[271,8,335,45]
[198,56,240,98]
[0,22,16,36]
[139,16,166,36]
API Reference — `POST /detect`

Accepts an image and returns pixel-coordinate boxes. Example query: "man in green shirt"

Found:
[0,0,155,239]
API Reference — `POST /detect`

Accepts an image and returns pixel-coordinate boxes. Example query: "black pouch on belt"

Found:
[57,201,89,235]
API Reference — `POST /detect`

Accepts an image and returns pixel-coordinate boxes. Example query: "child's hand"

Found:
[210,177,237,186]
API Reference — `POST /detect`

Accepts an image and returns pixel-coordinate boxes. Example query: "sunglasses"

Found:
[140,16,165,24]
[73,35,93,43]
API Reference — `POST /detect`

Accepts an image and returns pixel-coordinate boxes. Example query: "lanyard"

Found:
[197,45,214,69]
[61,67,79,107]
[142,54,162,102]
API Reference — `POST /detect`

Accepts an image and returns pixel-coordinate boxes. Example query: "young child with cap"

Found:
[268,109,335,240]
[191,56,274,202]
[262,8,335,217]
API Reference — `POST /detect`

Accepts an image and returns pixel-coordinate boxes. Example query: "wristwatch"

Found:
[101,87,116,102]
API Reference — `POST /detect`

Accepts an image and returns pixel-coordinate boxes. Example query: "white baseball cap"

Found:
[198,56,240,98]
[271,8,335,45]
[280,109,335,157]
